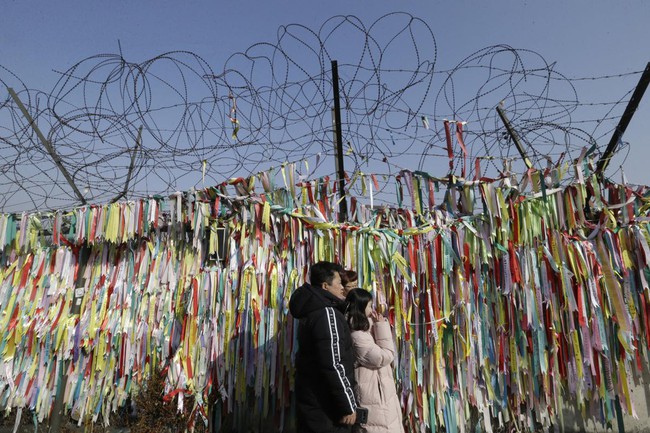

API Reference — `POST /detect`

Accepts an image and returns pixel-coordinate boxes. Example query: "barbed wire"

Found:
[0,12,643,213]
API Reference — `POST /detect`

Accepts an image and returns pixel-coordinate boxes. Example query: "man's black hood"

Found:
[289,283,343,319]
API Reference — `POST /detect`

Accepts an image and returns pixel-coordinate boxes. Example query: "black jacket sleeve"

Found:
[311,306,357,417]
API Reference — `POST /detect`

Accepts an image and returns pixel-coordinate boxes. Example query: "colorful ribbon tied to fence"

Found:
[1,163,650,432]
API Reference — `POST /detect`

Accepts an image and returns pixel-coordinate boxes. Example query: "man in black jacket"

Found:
[289,261,358,432]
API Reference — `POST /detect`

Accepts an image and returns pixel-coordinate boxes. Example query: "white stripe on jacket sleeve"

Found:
[325,306,357,413]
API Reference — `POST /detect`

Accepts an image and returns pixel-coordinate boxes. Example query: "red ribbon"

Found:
[456,122,468,178]
[444,120,453,172]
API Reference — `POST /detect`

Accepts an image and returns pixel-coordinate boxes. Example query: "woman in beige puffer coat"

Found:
[345,288,405,433]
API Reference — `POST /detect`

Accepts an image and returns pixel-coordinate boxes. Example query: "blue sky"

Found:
[2,1,646,86]
[2,0,650,211]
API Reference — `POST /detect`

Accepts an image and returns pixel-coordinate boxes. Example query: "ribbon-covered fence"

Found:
[1,161,650,433]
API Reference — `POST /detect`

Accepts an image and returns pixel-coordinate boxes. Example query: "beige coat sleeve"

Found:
[351,321,395,369]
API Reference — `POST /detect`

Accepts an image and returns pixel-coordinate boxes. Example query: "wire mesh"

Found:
[0,13,642,213]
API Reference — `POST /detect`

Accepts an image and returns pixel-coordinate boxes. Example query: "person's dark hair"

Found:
[310,261,340,289]
[340,269,358,286]
[345,288,372,331]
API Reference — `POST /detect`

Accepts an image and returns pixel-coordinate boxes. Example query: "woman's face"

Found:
[364,301,373,318]
[344,280,358,295]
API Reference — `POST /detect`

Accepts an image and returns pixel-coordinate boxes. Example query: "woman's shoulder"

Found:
[350,328,373,341]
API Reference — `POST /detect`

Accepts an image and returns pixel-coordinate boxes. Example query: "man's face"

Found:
[323,272,345,300]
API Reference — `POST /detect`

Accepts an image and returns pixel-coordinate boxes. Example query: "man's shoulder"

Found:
[290,283,325,318]
[305,305,345,324]
[304,304,332,318]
